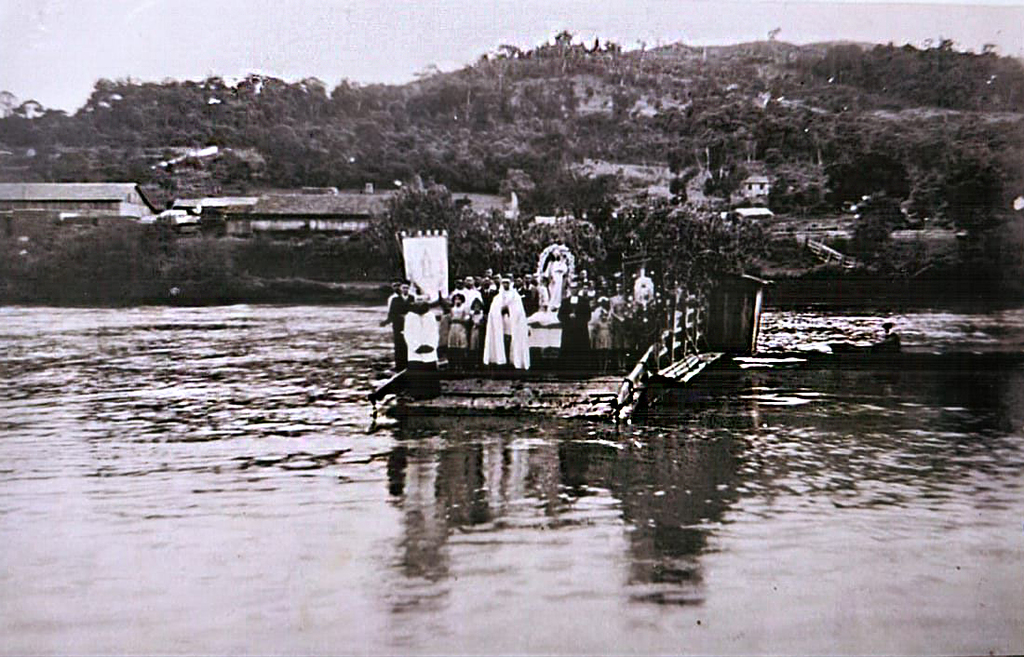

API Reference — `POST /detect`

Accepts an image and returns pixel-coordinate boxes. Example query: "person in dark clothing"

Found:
[481,277,498,313]
[558,281,592,374]
[873,321,902,353]
[521,276,540,316]
[381,280,410,370]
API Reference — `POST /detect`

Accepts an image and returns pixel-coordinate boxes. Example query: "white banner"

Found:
[401,231,448,301]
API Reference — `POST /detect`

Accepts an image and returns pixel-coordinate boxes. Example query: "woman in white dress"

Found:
[544,253,568,311]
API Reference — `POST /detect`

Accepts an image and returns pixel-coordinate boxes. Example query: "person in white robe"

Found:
[544,253,568,311]
[483,278,531,370]
[460,276,483,310]
[403,292,440,365]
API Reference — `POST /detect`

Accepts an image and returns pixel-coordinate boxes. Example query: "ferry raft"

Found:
[369,236,769,424]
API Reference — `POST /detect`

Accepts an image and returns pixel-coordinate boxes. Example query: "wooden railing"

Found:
[613,293,707,422]
[614,344,656,423]
[660,295,705,368]
[806,238,860,268]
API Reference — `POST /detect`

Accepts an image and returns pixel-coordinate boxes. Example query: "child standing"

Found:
[468,298,486,369]
[589,297,613,373]
[447,293,469,370]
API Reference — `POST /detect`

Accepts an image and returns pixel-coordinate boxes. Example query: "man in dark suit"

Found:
[481,276,498,312]
[558,279,592,374]
[381,280,410,370]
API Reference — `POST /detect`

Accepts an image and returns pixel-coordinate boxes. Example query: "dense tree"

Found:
[599,201,766,288]
[942,156,1005,232]
[826,153,910,204]
[523,171,618,221]
[851,194,903,264]
[0,35,1021,227]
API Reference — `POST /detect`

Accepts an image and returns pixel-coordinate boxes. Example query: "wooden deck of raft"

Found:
[382,351,726,421]
[389,373,626,418]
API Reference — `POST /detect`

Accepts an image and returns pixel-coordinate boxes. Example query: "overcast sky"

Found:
[1,0,1022,111]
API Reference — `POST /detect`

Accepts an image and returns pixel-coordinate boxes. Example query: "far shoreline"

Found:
[3,272,1021,313]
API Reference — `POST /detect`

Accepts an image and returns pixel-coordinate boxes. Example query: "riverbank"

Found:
[5,268,1018,312]
[0,223,394,307]
[765,268,1024,311]
[3,221,1021,310]
[7,270,1016,311]
[160,278,390,306]
[0,276,391,308]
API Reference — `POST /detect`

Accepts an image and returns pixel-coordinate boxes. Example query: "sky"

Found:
[1,0,1022,111]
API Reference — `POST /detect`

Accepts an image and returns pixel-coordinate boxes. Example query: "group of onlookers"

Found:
[548,269,665,374]
[382,266,668,374]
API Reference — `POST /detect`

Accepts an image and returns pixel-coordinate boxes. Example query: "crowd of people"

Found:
[382,266,670,374]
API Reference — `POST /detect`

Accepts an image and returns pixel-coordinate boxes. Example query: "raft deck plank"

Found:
[376,354,729,421]
[389,374,625,418]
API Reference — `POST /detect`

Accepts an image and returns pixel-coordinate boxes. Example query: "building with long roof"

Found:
[215,189,393,237]
[0,182,157,217]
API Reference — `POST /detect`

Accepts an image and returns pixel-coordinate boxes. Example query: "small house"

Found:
[741,175,771,199]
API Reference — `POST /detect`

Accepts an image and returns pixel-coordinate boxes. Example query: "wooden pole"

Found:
[685,294,692,355]
[670,288,678,365]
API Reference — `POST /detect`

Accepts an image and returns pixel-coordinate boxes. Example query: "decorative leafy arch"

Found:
[536,243,575,279]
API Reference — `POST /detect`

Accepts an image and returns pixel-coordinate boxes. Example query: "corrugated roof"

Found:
[0,182,157,212]
[240,192,394,216]
[173,196,259,209]
[743,175,770,184]
[734,207,774,218]
[0,182,142,201]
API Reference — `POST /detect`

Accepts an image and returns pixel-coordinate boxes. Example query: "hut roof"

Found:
[734,207,775,219]
[0,182,156,211]
[239,192,393,217]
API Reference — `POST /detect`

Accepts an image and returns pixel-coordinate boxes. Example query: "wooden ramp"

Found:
[806,238,860,268]
[372,355,733,422]
[614,351,726,423]
[653,352,725,384]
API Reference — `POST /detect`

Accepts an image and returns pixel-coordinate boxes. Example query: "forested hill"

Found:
[2,35,1023,218]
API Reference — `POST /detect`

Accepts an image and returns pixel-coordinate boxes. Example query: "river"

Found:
[1,305,1022,655]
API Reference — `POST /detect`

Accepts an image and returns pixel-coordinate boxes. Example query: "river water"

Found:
[1,305,1022,655]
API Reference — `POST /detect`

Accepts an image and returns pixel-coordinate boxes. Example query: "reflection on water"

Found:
[383,423,741,620]
[1,305,1022,655]
[760,307,1024,353]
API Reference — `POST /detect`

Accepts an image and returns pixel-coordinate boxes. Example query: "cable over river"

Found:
[1,305,1022,654]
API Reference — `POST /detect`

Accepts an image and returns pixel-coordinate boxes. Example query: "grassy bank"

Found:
[761,215,1024,310]
[3,219,1021,310]
[0,224,392,306]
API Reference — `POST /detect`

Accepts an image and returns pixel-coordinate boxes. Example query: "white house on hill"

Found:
[741,175,771,199]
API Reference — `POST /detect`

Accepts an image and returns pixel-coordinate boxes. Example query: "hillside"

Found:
[1,35,1023,221]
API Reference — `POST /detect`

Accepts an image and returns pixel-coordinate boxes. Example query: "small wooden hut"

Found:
[704,274,770,355]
